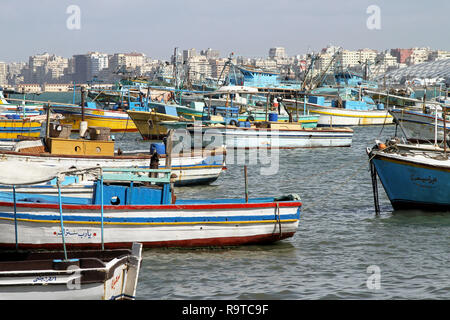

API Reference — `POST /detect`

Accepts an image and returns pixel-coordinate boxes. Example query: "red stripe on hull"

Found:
[109,128,138,133]
[0,232,296,250]
[0,201,302,211]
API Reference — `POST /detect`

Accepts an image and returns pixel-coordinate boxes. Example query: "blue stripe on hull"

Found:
[0,211,300,224]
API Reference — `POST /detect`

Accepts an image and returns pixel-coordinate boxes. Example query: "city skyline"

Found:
[1,0,449,63]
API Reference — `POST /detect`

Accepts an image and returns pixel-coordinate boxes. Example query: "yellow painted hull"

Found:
[60,113,137,132]
[0,119,42,140]
[127,110,180,140]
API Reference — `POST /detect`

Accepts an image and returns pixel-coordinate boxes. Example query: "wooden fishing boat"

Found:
[163,121,353,149]
[283,97,392,127]
[389,106,450,143]
[367,139,450,211]
[51,104,138,133]
[126,109,182,140]
[0,137,226,187]
[0,243,143,300]
[0,90,45,145]
[0,166,302,249]
[0,117,42,141]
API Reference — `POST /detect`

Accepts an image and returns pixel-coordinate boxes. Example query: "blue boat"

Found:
[228,65,302,90]
[367,140,450,211]
[0,165,302,249]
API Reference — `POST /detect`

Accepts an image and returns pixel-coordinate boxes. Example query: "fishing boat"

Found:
[0,165,302,249]
[0,90,45,146]
[126,106,183,140]
[367,138,450,211]
[283,94,392,127]
[0,134,226,187]
[0,117,43,142]
[0,243,143,300]
[163,121,353,149]
[363,89,450,142]
[389,105,450,143]
[52,102,138,133]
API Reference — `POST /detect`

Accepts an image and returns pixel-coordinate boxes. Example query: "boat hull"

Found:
[126,110,180,140]
[0,201,301,249]
[52,106,138,132]
[0,148,226,187]
[188,126,353,149]
[0,244,142,300]
[285,101,393,126]
[0,119,42,140]
[390,108,447,142]
[369,148,450,211]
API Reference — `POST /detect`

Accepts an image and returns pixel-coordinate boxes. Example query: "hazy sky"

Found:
[1,0,449,62]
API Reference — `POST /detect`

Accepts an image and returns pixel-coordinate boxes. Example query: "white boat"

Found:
[0,139,226,187]
[0,243,143,300]
[0,165,302,249]
[184,122,353,149]
[390,106,449,143]
[283,98,392,127]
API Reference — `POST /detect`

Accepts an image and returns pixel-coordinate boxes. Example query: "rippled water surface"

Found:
[115,125,449,300]
[21,94,449,300]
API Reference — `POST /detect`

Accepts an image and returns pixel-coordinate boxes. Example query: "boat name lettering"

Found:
[111,274,121,289]
[56,229,96,239]
[411,175,437,184]
[33,276,57,283]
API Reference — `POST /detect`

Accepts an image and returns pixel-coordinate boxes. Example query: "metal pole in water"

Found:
[370,160,380,216]
[57,180,68,260]
[13,185,18,250]
[100,170,104,251]
[244,165,248,203]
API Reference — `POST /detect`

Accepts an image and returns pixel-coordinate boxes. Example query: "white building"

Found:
[0,62,7,86]
[428,50,450,62]
[269,47,286,59]
[337,49,378,68]
[406,47,430,65]
[88,52,109,78]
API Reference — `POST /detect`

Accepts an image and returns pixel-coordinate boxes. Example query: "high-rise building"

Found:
[200,48,220,60]
[269,47,286,59]
[88,52,109,78]
[0,62,7,86]
[109,52,145,73]
[72,54,90,83]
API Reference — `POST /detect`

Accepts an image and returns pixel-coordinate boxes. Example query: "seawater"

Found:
[20,93,450,299]
[133,125,449,300]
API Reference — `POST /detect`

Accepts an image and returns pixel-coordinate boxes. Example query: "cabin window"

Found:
[110,196,121,205]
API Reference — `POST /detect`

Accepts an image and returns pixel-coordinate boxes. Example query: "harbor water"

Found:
[117,126,449,300]
[16,93,450,299]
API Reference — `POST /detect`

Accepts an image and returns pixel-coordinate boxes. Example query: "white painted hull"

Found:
[0,149,226,186]
[0,201,301,248]
[189,127,353,149]
[284,100,393,126]
[0,244,143,300]
[390,108,447,142]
